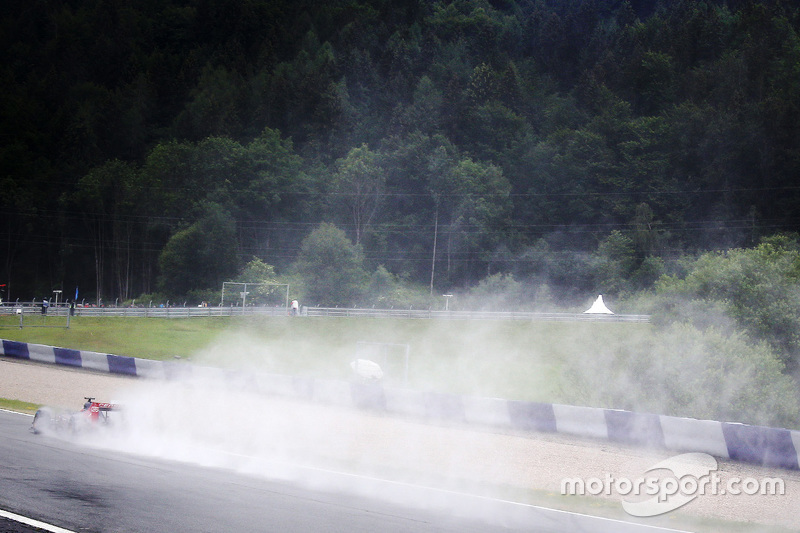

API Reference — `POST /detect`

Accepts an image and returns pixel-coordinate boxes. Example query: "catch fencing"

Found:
[0,303,650,322]
[0,304,287,319]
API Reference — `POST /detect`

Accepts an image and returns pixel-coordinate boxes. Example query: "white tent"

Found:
[583,294,614,314]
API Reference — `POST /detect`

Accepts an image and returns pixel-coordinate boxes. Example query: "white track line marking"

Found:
[204,448,692,533]
[0,408,34,417]
[0,509,77,533]
[3,409,75,532]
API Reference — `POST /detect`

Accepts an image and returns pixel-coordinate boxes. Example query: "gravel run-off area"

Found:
[2,358,798,532]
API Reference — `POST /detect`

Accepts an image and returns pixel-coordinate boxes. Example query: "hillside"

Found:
[3,0,800,304]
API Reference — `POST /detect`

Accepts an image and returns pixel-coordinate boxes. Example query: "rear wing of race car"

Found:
[84,397,121,421]
[84,397,119,410]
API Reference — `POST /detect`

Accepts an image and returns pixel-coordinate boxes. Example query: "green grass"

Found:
[0,316,232,359]
[0,314,653,403]
[0,398,40,414]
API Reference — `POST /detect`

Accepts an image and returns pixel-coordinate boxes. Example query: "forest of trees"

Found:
[3,0,800,308]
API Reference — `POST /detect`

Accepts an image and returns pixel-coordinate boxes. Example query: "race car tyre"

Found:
[31,408,53,434]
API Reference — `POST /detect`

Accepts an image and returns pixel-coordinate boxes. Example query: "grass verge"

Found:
[0,398,39,414]
[0,315,652,404]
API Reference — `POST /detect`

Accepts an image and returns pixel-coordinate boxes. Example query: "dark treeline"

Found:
[3,0,800,305]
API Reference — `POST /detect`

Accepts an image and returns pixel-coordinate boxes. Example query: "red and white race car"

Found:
[31,397,121,434]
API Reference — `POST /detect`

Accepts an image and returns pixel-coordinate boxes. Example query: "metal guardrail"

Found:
[0,304,289,318]
[0,303,650,322]
[305,307,650,322]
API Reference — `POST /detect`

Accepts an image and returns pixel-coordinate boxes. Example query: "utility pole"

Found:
[429,206,438,296]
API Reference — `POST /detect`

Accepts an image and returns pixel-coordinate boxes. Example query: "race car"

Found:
[31,397,121,435]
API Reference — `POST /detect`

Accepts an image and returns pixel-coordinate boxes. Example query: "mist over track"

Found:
[1,359,798,532]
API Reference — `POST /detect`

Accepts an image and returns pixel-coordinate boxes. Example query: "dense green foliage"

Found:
[292,222,369,305]
[565,321,800,428]
[4,0,800,308]
[650,234,800,370]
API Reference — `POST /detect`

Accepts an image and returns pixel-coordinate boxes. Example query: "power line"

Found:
[8,178,800,199]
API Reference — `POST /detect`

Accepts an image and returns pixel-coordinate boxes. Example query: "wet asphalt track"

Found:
[0,410,689,533]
